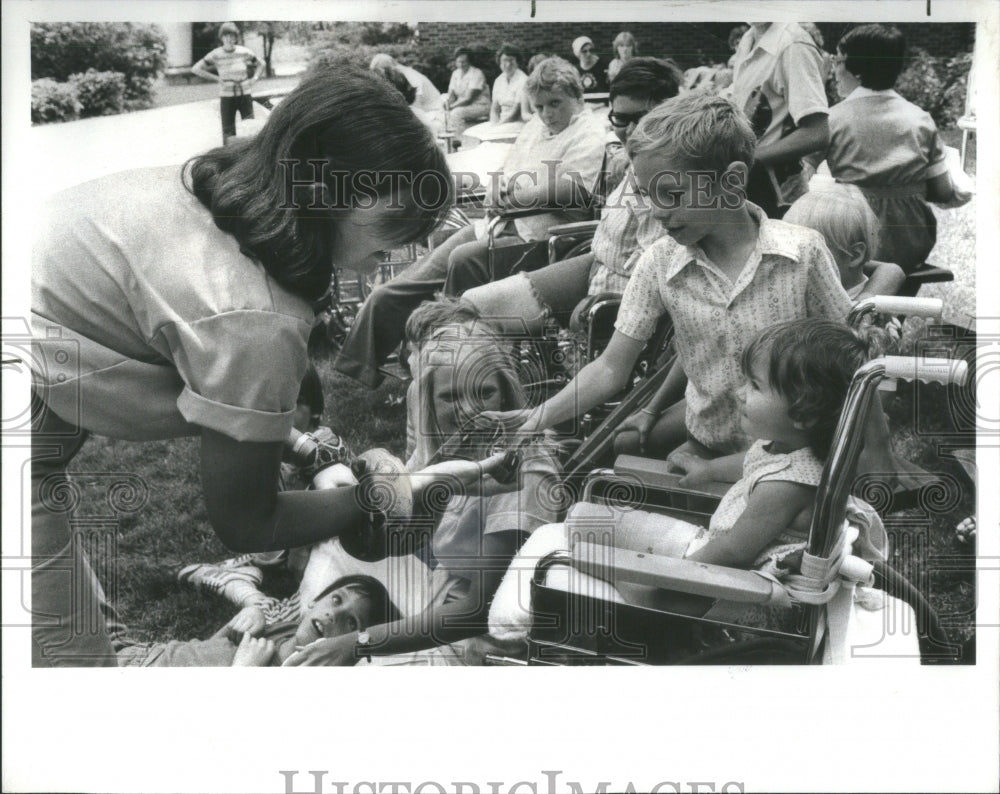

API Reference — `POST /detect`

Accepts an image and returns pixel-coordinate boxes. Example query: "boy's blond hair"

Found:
[784,184,880,265]
[626,92,756,174]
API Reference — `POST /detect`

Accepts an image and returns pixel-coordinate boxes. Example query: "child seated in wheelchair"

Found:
[486,92,853,462]
[665,319,885,568]
[613,162,906,463]
[782,183,905,301]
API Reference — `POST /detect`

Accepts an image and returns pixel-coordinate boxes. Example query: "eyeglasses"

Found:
[608,109,647,128]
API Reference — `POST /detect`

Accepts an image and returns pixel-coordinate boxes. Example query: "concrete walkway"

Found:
[30,93,281,199]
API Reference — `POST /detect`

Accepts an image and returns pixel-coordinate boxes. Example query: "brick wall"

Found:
[416,22,974,69]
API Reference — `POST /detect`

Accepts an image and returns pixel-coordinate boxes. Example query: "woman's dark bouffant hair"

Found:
[741,319,888,460]
[837,24,907,90]
[184,66,452,301]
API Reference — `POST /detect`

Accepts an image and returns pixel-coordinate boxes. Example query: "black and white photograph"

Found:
[2,1,997,792]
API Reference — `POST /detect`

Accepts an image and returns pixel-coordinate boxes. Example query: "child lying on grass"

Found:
[118,574,400,667]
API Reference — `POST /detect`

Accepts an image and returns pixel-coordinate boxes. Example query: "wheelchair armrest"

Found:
[546,221,601,238]
[613,455,731,500]
[571,541,775,603]
[897,263,954,298]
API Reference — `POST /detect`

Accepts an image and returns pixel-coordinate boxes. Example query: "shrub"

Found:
[69,69,126,117]
[308,41,453,92]
[31,23,166,110]
[895,47,972,130]
[31,78,81,124]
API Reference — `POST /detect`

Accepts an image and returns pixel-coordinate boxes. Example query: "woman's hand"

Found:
[666,448,713,488]
[614,409,659,452]
[282,635,359,667]
[411,451,510,502]
[231,634,276,666]
[225,606,267,642]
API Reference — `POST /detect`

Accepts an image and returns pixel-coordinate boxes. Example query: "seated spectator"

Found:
[460,57,685,337]
[521,52,552,119]
[607,31,637,82]
[491,43,528,124]
[374,63,446,136]
[369,53,446,129]
[572,35,610,93]
[334,57,608,389]
[446,47,492,135]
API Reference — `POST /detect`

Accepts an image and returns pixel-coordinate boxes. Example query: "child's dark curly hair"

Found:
[741,319,888,459]
[313,574,402,628]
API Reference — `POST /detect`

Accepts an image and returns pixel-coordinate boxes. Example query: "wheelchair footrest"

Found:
[571,541,776,603]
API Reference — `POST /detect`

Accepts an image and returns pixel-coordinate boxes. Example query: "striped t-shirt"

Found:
[202,45,260,96]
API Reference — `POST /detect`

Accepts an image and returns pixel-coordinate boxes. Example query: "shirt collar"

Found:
[752,23,791,55]
[844,86,901,102]
[663,202,802,281]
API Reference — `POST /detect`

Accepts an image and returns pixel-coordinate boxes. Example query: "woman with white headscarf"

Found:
[572,35,609,93]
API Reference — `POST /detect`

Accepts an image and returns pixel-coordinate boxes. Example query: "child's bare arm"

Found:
[667,448,746,486]
[190,57,219,83]
[685,481,815,568]
[859,261,906,299]
[525,330,646,432]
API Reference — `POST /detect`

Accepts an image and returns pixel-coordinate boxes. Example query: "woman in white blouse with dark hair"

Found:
[446,46,491,134]
[490,43,528,124]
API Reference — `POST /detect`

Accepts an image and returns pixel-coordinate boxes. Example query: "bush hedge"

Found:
[69,69,127,117]
[31,78,82,124]
[31,22,166,111]
[895,48,972,130]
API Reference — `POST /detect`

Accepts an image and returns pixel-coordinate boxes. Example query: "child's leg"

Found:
[237,93,255,121]
[220,96,239,141]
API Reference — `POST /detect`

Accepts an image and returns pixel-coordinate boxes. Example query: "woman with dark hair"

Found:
[816,24,961,270]
[490,43,527,124]
[445,46,491,134]
[28,66,471,666]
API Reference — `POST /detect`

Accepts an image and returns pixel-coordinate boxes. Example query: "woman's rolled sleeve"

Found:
[160,310,311,442]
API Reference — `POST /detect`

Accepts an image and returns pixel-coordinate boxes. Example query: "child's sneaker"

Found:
[177,562,266,607]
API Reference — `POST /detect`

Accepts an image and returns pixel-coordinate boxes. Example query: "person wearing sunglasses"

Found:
[461,57,684,338]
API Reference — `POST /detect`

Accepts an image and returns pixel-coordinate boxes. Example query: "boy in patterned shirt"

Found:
[191,21,264,143]
[484,92,852,463]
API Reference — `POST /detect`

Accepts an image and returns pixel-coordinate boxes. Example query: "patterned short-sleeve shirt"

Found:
[615,203,852,452]
[587,167,669,295]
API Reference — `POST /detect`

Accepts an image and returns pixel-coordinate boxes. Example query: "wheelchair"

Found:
[483,329,969,666]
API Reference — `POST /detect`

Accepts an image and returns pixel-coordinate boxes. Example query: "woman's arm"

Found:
[925,171,956,204]
[200,428,369,553]
[685,481,815,568]
[754,113,829,167]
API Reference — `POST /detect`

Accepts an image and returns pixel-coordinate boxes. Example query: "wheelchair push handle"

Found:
[881,355,969,386]
[848,296,943,325]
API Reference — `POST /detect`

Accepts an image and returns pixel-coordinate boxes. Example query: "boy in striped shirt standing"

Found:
[191,22,264,143]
